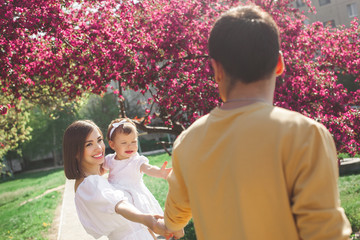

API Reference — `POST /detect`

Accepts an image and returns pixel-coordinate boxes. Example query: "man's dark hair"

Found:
[208,5,280,84]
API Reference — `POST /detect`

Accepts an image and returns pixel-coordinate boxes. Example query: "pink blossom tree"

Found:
[1,0,359,156]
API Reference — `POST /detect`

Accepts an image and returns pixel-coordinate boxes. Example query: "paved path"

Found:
[57,179,108,240]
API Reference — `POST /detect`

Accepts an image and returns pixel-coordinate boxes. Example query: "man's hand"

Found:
[145,215,174,239]
[156,218,185,239]
[171,228,185,239]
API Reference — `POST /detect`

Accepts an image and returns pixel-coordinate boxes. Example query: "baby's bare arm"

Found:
[140,162,172,179]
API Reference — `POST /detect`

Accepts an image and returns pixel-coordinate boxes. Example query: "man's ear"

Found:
[210,58,225,83]
[275,52,285,76]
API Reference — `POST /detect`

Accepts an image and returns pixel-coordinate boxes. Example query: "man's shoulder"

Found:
[181,113,210,133]
[272,106,321,124]
[173,114,210,145]
[271,106,329,135]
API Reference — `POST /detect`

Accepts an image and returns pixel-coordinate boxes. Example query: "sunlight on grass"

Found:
[144,153,172,208]
[0,168,65,239]
[0,185,38,206]
[1,191,62,240]
[339,173,360,234]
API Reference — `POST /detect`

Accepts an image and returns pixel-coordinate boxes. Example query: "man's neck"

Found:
[221,77,275,110]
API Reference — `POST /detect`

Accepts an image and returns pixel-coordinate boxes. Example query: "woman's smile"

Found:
[93,153,104,159]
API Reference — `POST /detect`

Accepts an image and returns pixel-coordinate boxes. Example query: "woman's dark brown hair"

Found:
[63,120,102,179]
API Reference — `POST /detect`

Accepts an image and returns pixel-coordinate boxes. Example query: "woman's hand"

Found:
[115,200,182,239]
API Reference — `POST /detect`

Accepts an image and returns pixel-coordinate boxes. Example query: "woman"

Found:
[63,120,170,239]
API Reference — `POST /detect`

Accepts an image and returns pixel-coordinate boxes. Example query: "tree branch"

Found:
[158,54,208,71]
[133,120,184,135]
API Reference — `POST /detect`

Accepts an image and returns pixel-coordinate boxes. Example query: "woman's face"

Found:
[81,128,105,168]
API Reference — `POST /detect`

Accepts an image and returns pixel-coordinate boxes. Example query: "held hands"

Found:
[152,217,184,240]
[172,228,185,239]
[145,215,177,239]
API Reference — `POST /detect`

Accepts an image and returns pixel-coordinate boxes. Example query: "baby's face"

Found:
[112,131,138,160]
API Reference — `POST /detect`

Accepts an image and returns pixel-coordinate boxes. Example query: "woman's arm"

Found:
[115,200,172,238]
[140,161,172,179]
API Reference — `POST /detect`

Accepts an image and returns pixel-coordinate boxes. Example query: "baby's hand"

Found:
[160,161,172,179]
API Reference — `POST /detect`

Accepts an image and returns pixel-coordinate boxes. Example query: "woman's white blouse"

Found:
[75,175,153,239]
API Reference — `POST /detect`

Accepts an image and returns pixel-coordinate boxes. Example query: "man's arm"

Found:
[287,124,351,239]
[164,148,192,232]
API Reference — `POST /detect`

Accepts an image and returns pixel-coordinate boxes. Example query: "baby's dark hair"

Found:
[107,118,138,141]
[208,4,280,84]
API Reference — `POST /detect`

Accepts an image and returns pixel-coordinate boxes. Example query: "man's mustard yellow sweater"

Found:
[165,102,351,240]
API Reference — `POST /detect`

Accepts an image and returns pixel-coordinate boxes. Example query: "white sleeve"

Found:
[136,155,149,171]
[77,175,127,214]
[75,175,144,238]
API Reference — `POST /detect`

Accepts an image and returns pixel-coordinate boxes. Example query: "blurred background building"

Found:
[296,0,359,27]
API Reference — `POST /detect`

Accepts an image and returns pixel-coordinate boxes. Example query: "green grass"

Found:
[339,152,360,159]
[144,153,172,207]
[0,168,66,240]
[339,173,360,238]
